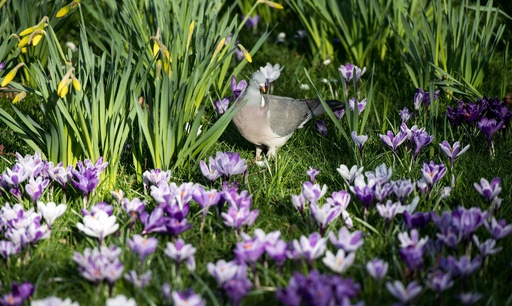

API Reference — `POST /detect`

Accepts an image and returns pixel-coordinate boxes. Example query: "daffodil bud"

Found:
[211,37,226,62]
[237,44,252,63]
[57,79,72,98]
[186,21,194,50]
[19,16,48,37]
[12,91,27,104]
[258,0,284,9]
[1,63,25,87]
[71,74,81,91]
[56,0,81,18]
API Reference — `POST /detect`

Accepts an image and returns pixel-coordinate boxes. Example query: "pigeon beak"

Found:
[259,83,266,93]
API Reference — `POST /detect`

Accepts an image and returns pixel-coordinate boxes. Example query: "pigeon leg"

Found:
[255,145,265,161]
[267,146,277,159]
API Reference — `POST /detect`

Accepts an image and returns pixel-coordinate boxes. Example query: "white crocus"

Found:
[37,201,67,227]
[76,211,119,242]
[322,249,355,274]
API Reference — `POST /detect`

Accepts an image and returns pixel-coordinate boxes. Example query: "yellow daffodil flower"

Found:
[12,91,27,104]
[17,17,48,48]
[57,67,80,98]
[56,0,81,18]
[19,16,48,37]
[1,63,25,87]
[237,44,252,63]
[211,37,226,62]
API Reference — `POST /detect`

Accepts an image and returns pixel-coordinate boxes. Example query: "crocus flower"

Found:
[291,193,306,217]
[385,280,422,304]
[0,282,34,306]
[207,260,242,286]
[213,151,247,179]
[392,179,415,204]
[243,14,259,31]
[414,88,426,110]
[214,98,230,115]
[193,186,220,221]
[403,211,430,229]
[366,258,389,281]
[306,167,320,183]
[140,206,169,234]
[315,119,327,137]
[259,62,284,86]
[37,201,67,228]
[484,217,512,240]
[322,249,355,274]
[222,271,252,306]
[73,245,123,285]
[398,229,428,271]
[439,141,470,169]
[166,217,193,237]
[106,295,137,306]
[172,289,206,306]
[478,117,504,151]
[348,98,367,114]
[127,234,158,262]
[124,270,152,288]
[142,168,171,190]
[301,181,328,204]
[328,227,363,252]
[0,240,19,260]
[379,130,407,152]
[440,255,481,278]
[458,292,483,306]
[351,131,368,155]
[376,200,401,222]
[76,210,119,244]
[31,296,79,306]
[164,239,197,271]
[231,76,247,100]
[473,236,502,257]
[122,197,146,222]
[310,202,342,234]
[421,161,447,189]
[221,205,259,230]
[339,63,366,83]
[399,107,412,123]
[412,129,434,159]
[426,270,454,293]
[349,174,376,209]
[337,164,363,184]
[234,232,266,265]
[25,176,49,203]
[292,232,327,264]
[473,177,501,203]
[71,157,108,199]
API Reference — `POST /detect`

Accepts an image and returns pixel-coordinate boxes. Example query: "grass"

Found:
[1,2,512,305]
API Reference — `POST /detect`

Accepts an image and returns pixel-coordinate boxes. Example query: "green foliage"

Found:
[394,0,506,99]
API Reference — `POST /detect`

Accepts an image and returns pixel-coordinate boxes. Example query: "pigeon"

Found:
[232,71,344,160]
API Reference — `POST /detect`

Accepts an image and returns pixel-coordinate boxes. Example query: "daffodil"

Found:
[17,17,48,48]
[56,0,81,18]
[12,91,27,104]
[57,67,81,98]
[186,21,194,50]
[258,0,284,9]
[151,29,172,76]
[237,44,252,63]
[211,37,226,62]
[1,63,25,87]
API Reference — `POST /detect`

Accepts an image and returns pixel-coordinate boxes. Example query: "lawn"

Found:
[0,0,511,305]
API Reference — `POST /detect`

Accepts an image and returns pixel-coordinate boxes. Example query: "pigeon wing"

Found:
[266,94,322,137]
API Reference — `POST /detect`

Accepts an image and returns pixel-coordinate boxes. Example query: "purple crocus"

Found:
[426,270,454,293]
[310,202,342,235]
[301,181,328,204]
[386,280,422,304]
[71,157,108,200]
[366,258,389,281]
[25,176,49,203]
[292,232,327,264]
[306,167,320,183]
[376,200,401,225]
[459,292,483,306]
[412,129,434,160]
[73,245,124,286]
[484,217,512,240]
[171,289,205,306]
[193,186,220,223]
[399,107,412,123]
[199,157,221,181]
[351,131,368,157]
[339,63,366,84]
[439,141,470,169]
[473,177,501,203]
[142,168,171,190]
[164,238,197,271]
[231,76,247,100]
[349,174,376,210]
[478,117,504,154]
[392,179,415,204]
[0,282,34,306]
[348,98,367,115]
[398,229,428,271]
[0,240,19,260]
[124,270,152,288]
[328,227,363,253]
[404,211,431,229]
[440,255,482,278]
[260,62,284,87]
[421,161,447,189]
[473,236,502,257]
[315,119,327,137]
[380,130,407,152]
[0,61,5,71]
[207,259,243,286]
[213,151,247,179]
[122,197,146,224]
[214,98,230,115]
[127,234,158,262]
[243,14,259,31]
[140,206,169,234]
[234,232,266,265]
[166,217,193,237]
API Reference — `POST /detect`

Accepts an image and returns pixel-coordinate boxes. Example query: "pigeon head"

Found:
[250,71,267,93]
